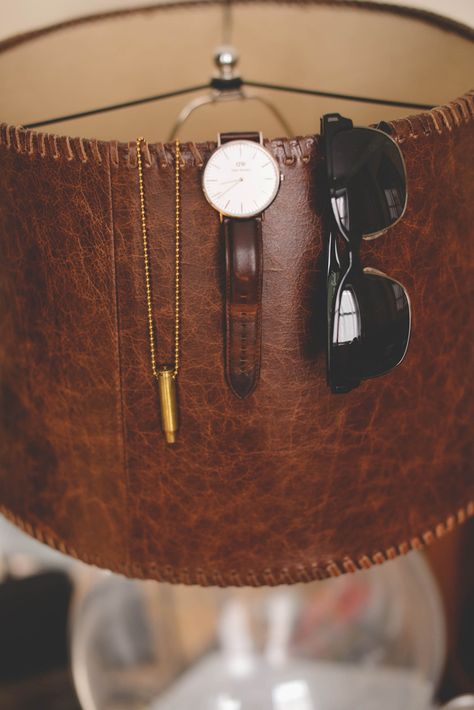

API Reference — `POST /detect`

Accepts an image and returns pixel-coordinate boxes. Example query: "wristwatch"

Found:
[202,131,282,398]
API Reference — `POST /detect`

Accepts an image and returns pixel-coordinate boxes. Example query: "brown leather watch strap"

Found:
[220,130,263,399]
[224,216,263,399]
[220,131,261,144]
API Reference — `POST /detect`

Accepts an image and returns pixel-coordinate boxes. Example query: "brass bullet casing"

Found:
[158,368,179,444]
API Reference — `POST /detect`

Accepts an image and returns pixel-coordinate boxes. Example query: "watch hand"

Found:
[220,179,242,185]
[217,178,243,198]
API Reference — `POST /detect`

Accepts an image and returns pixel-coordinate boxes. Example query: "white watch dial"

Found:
[202,139,281,218]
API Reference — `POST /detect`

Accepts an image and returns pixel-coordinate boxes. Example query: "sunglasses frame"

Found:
[322,113,411,393]
[323,114,409,241]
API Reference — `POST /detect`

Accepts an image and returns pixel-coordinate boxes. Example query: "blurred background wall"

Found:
[0,0,473,39]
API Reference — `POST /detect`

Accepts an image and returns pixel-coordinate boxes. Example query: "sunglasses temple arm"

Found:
[349,233,364,275]
[326,227,340,277]
[326,226,341,352]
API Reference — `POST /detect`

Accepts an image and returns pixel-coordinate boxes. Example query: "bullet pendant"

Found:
[158,368,179,444]
[137,138,182,443]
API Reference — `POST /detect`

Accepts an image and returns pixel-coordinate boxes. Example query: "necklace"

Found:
[136,137,181,444]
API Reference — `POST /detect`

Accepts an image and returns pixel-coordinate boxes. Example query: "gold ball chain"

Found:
[136,137,181,380]
[173,139,181,379]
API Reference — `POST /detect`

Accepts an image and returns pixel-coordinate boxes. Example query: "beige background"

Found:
[0,1,472,142]
[1,0,473,39]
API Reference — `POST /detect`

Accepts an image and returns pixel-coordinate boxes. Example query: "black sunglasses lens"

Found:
[331,128,406,236]
[358,268,411,378]
[330,268,410,391]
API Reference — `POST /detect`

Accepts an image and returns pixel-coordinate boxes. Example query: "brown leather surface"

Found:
[224,217,263,398]
[0,4,473,587]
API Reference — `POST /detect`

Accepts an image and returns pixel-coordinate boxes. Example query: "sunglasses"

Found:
[321,113,411,394]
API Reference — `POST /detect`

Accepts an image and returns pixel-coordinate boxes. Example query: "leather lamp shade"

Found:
[0,0,473,586]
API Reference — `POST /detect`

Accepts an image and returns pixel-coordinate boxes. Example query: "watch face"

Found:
[202,139,281,218]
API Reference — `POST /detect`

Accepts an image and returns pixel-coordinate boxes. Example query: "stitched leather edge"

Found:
[1,501,472,586]
[0,91,473,165]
